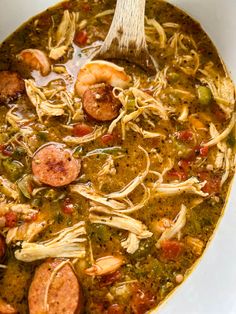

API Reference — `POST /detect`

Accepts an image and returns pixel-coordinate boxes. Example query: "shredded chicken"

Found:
[6,126,35,157]
[156,204,187,248]
[150,177,208,197]
[108,110,126,134]
[98,156,117,189]
[94,9,115,19]
[204,113,235,147]
[128,122,166,139]
[25,79,76,122]
[0,176,19,200]
[70,184,127,210]
[0,203,38,221]
[115,184,150,214]
[48,10,79,60]
[98,155,116,177]
[175,50,200,76]
[221,148,233,186]
[6,220,49,244]
[104,146,150,199]
[89,206,152,254]
[178,104,189,122]
[169,32,197,56]
[15,221,87,262]
[152,66,168,97]
[130,88,168,120]
[63,126,106,144]
[6,105,32,128]
[200,63,235,117]
[208,121,234,185]
[121,232,141,254]
[145,18,167,49]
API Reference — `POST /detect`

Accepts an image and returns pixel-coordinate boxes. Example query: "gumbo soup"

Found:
[0,0,235,313]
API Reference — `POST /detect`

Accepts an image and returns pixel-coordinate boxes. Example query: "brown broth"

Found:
[0,1,235,313]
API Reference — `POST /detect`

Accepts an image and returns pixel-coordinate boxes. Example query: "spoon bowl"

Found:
[95,0,157,73]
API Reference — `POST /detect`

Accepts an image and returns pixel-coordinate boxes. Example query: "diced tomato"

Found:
[107,304,124,314]
[100,270,121,287]
[131,286,156,314]
[38,13,52,27]
[5,212,17,228]
[74,30,88,46]
[61,1,73,9]
[194,145,209,158]
[62,198,74,215]
[0,235,6,259]
[198,171,221,194]
[81,3,91,12]
[199,146,209,157]
[212,106,226,122]
[178,159,191,172]
[167,169,187,181]
[25,212,38,222]
[176,130,194,142]
[0,145,13,156]
[160,240,183,261]
[101,134,115,145]
[72,123,93,137]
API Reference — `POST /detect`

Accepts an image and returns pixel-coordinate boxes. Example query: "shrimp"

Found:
[17,49,51,76]
[75,60,131,98]
[84,255,124,276]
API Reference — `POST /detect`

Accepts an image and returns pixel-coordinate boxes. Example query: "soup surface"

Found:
[0,0,235,313]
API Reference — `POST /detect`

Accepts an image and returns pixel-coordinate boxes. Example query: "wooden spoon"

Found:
[95,0,157,73]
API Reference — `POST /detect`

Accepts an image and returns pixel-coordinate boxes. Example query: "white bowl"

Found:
[0,1,235,313]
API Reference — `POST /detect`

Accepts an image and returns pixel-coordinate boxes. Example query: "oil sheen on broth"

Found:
[0,0,235,313]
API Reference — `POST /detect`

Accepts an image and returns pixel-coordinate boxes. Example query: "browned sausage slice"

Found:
[0,299,17,314]
[32,144,81,187]
[0,71,25,104]
[82,84,121,121]
[28,259,82,314]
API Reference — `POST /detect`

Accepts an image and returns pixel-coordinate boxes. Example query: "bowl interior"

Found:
[0,1,235,313]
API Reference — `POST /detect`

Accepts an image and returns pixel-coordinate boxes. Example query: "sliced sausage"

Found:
[28,259,82,314]
[0,71,25,104]
[82,84,121,121]
[0,235,6,261]
[32,144,81,187]
[0,299,17,314]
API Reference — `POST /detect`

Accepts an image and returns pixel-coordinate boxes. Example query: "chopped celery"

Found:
[73,146,84,158]
[2,159,24,181]
[17,175,33,199]
[126,98,136,112]
[197,86,212,106]
[86,146,126,157]
[167,72,180,82]
[227,133,235,147]
[173,138,192,158]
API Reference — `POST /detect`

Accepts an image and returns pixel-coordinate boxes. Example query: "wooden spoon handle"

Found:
[99,0,147,56]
